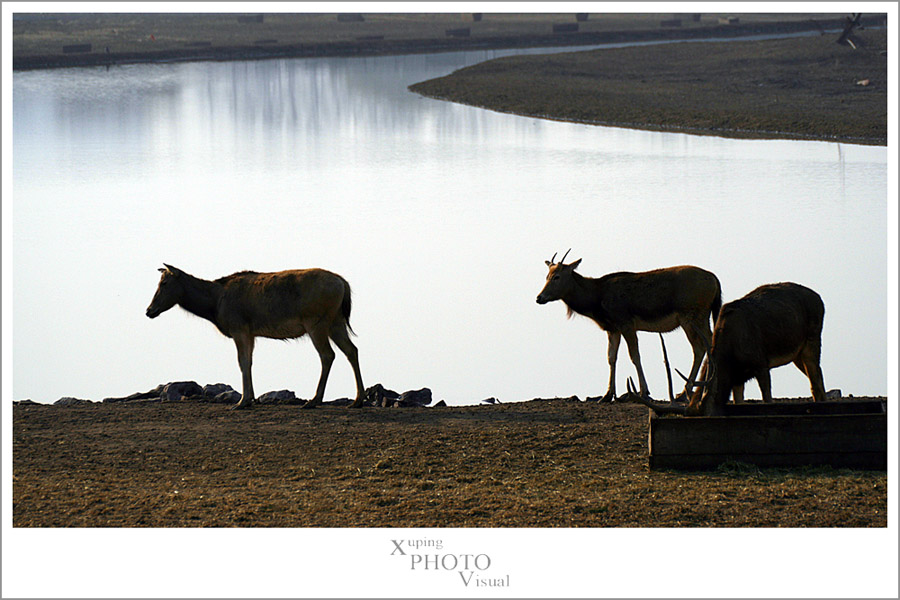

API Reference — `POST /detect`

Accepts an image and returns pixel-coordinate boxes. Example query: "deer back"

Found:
[216,269,348,337]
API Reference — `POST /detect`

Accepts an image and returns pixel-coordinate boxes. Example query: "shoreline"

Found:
[421,99,886,146]
[409,28,888,146]
[14,14,886,144]
[13,393,886,407]
[13,16,880,71]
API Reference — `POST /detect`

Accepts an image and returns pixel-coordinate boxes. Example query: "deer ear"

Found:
[162,263,181,276]
[545,260,553,267]
[569,258,582,270]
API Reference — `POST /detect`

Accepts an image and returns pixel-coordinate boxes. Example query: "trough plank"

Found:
[648,408,887,470]
[722,399,884,416]
[649,450,886,470]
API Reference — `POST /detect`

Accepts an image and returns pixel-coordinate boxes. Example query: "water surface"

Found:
[12,44,888,404]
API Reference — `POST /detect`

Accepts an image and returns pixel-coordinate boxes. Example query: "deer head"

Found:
[536,249,582,304]
[146,264,185,319]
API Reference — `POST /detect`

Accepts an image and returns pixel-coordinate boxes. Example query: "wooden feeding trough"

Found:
[648,399,887,470]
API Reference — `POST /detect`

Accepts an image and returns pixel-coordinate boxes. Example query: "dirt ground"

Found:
[13,398,886,528]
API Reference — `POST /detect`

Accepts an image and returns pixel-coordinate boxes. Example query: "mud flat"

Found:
[13,397,886,527]
[409,28,887,145]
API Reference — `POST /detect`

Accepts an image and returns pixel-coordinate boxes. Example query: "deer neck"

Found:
[177,274,223,325]
[563,272,603,318]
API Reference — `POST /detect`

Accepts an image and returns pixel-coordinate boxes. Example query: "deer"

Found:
[633,282,827,416]
[146,264,366,410]
[536,250,722,402]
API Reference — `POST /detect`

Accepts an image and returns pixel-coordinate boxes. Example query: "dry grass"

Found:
[13,399,886,527]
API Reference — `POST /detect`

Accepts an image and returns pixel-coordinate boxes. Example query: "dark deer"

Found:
[634,282,826,416]
[536,251,721,402]
[146,264,365,410]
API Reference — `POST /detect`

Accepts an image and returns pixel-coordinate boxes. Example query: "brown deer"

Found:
[536,251,721,402]
[146,264,365,410]
[634,282,826,416]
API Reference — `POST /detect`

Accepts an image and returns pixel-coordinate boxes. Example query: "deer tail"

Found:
[341,281,355,335]
[710,283,722,324]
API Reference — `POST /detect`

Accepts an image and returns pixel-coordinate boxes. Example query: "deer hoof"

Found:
[300,400,320,409]
[598,392,615,403]
[230,402,252,411]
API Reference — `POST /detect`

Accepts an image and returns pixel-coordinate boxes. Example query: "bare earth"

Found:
[13,398,886,527]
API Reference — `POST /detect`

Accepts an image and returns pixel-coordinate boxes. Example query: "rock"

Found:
[14,399,40,405]
[826,389,842,400]
[256,390,299,405]
[203,383,236,397]
[481,397,500,404]
[162,381,203,402]
[365,383,400,407]
[533,395,582,403]
[399,388,432,407]
[103,385,165,403]
[213,390,242,404]
[54,397,92,405]
[325,397,356,407]
[91,382,448,408]
[434,400,447,407]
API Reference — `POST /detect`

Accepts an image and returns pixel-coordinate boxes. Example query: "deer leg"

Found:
[795,343,826,402]
[232,334,255,410]
[303,326,335,409]
[732,384,744,404]
[679,320,711,401]
[330,322,366,408]
[757,370,774,403]
[623,330,650,398]
[601,332,621,402]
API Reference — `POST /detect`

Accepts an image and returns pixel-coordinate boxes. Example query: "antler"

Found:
[669,324,716,391]
[675,357,716,390]
[559,248,571,264]
[658,333,675,402]
[549,252,558,265]
[628,377,687,415]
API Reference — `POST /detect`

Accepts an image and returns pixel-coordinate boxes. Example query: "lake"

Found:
[11,43,888,405]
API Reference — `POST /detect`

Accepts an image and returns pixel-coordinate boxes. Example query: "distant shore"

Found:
[12,13,884,71]
[14,13,887,145]
[410,27,887,145]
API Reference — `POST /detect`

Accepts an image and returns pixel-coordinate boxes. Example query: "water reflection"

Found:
[12,46,888,405]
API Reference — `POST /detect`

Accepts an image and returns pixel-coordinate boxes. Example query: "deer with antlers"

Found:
[146,264,366,410]
[633,282,827,416]
[536,250,722,402]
